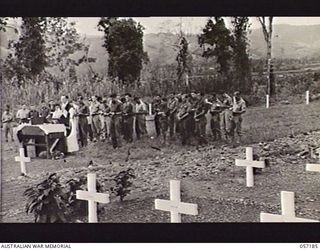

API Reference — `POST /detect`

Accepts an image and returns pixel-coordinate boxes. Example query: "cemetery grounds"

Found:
[2,101,320,223]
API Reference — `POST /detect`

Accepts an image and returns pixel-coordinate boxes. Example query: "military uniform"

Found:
[152,99,162,137]
[210,99,222,141]
[90,100,101,141]
[78,103,89,147]
[122,101,134,143]
[109,99,123,148]
[158,100,169,143]
[219,94,233,141]
[177,100,192,145]
[194,97,209,144]
[167,97,178,137]
[2,110,14,142]
[232,97,246,142]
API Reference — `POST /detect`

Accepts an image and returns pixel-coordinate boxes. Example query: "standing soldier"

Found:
[194,93,209,145]
[2,105,14,142]
[231,91,246,144]
[109,94,123,148]
[16,104,30,124]
[78,100,89,147]
[219,92,233,142]
[98,96,107,141]
[158,97,169,144]
[123,93,134,143]
[209,93,222,141]
[134,97,148,140]
[167,93,178,139]
[89,95,101,142]
[152,95,162,138]
[177,94,192,145]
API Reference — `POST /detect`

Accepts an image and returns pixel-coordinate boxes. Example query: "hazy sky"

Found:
[69,17,320,36]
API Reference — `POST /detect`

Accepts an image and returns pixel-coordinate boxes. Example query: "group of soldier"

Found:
[3,91,246,148]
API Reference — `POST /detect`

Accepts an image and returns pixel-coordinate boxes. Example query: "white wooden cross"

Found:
[15,148,30,175]
[76,173,110,223]
[266,94,270,108]
[155,180,198,223]
[260,191,318,222]
[235,147,265,187]
[306,148,320,173]
[148,103,152,115]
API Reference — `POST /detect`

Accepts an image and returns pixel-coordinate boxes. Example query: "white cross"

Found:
[266,94,270,108]
[155,180,198,223]
[306,148,320,173]
[306,90,310,105]
[149,103,152,115]
[235,147,265,187]
[260,191,318,222]
[15,148,31,175]
[76,173,110,223]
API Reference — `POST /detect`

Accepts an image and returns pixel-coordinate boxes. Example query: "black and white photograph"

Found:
[1,16,320,227]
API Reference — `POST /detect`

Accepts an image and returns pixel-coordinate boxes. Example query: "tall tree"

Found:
[198,17,233,75]
[257,16,274,95]
[176,36,192,87]
[98,17,149,85]
[231,17,251,93]
[8,18,48,80]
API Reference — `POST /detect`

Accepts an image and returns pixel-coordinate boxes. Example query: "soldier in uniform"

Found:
[158,97,169,144]
[194,93,209,145]
[2,105,14,142]
[78,100,89,147]
[177,94,192,145]
[134,96,148,140]
[89,95,101,142]
[209,93,222,141]
[219,92,233,142]
[122,94,134,143]
[109,94,123,148]
[152,95,162,138]
[231,91,246,144]
[167,93,178,138]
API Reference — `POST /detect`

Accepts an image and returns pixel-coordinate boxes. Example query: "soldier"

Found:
[209,93,222,141]
[98,96,107,141]
[109,94,123,148]
[219,92,233,142]
[78,100,89,147]
[134,97,148,140]
[89,95,101,142]
[177,94,192,145]
[123,93,134,143]
[16,104,30,124]
[231,91,246,144]
[194,92,209,145]
[2,105,14,142]
[158,97,169,144]
[167,93,178,138]
[152,95,162,138]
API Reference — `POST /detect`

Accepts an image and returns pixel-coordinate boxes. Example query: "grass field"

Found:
[2,100,320,223]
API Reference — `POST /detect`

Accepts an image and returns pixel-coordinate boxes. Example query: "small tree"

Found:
[111,168,136,202]
[98,17,149,87]
[176,36,192,90]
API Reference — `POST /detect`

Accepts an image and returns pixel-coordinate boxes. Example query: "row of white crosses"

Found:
[235,146,319,222]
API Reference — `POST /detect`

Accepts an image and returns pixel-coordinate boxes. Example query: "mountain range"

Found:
[2,24,320,76]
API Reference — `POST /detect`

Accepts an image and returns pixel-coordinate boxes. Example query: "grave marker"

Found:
[155,180,198,223]
[266,94,270,108]
[235,147,265,187]
[15,148,31,175]
[260,191,318,222]
[306,90,310,105]
[306,147,320,173]
[76,173,110,223]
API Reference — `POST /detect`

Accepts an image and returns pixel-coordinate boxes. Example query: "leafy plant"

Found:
[24,173,67,223]
[64,176,87,216]
[111,168,136,201]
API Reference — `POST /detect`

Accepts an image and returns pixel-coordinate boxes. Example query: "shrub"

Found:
[111,168,136,202]
[24,173,67,223]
